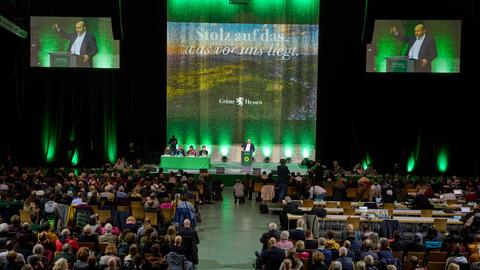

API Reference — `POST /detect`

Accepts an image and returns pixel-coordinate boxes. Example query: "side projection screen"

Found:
[30,16,120,69]
[366,20,461,73]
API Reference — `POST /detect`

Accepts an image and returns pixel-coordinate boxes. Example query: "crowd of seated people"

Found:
[0,163,215,270]
[255,218,480,270]
[249,157,480,270]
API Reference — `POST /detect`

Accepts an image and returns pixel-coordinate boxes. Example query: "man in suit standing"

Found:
[277,158,290,200]
[390,24,438,72]
[241,138,255,162]
[168,135,178,155]
[53,21,98,67]
[241,139,255,154]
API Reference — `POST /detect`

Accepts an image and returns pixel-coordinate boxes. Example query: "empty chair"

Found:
[145,212,158,226]
[383,203,395,210]
[162,208,174,222]
[392,250,403,261]
[261,185,275,201]
[427,262,446,270]
[326,201,338,208]
[346,216,360,230]
[340,201,351,209]
[433,218,447,233]
[343,208,356,216]
[117,205,130,213]
[302,200,314,208]
[98,210,112,224]
[130,201,143,208]
[91,205,99,215]
[421,209,433,217]
[131,206,145,221]
[429,251,447,262]
[346,188,357,201]
[19,210,32,223]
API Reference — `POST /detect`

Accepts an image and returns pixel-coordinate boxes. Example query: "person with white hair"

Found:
[27,244,49,268]
[52,258,68,270]
[277,231,294,251]
[288,219,306,241]
[178,219,200,246]
[316,237,333,265]
[99,223,117,244]
[331,261,343,270]
[77,224,99,250]
[383,189,395,203]
[260,222,281,250]
[55,228,80,252]
[364,255,376,270]
[116,185,128,199]
[0,223,10,236]
[337,247,355,270]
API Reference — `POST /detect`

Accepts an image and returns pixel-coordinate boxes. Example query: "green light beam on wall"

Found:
[41,108,58,163]
[284,148,293,158]
[71,147,79,166]
[362,152,371,170]
[220,146,230,156]
[407,154,415,172]
[262,146,272,157]
[103,102,117,163]
[437,146,448,173]
[302,147,310,158]
[407,134,422,173]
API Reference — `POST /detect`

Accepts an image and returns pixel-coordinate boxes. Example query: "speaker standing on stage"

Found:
[241,138,255,153]
[169,135,178,155]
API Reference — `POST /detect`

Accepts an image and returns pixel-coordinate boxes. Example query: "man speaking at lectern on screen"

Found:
[52,21,98,67]
[241,139,255,161]
[390,24,437,72]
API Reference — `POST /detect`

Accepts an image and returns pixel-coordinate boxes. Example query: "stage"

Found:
[160,161,307,175]
[159,161,308,186]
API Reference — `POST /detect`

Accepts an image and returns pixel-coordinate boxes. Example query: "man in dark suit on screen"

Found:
[53,21,98,67]
[391,24,437,72]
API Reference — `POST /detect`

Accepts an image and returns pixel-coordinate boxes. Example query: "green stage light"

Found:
[262,147,271,157]
[302,147,310,158]
[285,148,293,158]
[437,147,448,173]
[71,147,79,166]
[362,152,371,170]
[42,109,57,164]
[221,146,230,156]
[407,154,415,172]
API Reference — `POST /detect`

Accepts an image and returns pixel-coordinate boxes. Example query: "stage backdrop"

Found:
[167,0,319,162]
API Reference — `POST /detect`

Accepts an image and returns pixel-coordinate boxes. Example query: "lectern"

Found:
[49,52,82,67]
[386,56,415,72]
[241,151,252,172]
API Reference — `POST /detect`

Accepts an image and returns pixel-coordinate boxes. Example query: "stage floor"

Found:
[163,161,308,175]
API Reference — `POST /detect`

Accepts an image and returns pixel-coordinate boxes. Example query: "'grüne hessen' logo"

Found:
[219,97,263,107]
[235,97,244,106]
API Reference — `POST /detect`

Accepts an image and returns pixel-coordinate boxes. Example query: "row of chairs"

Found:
[19,206,175,227]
